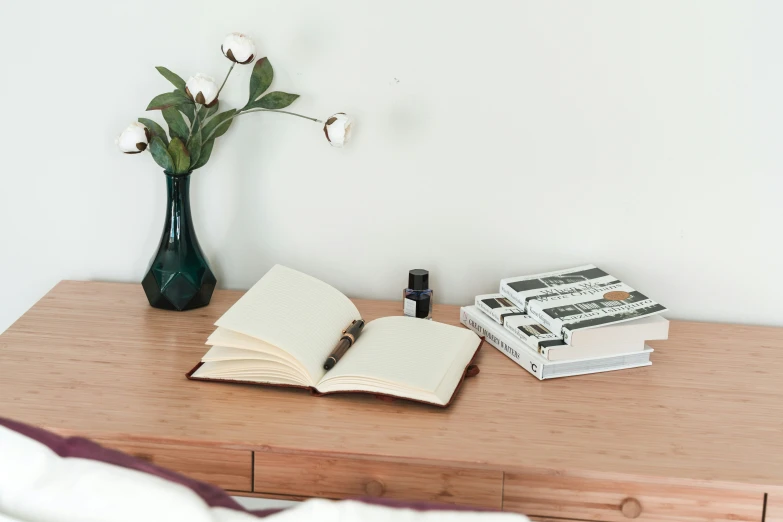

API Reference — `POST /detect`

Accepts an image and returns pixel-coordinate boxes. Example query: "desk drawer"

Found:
[503,469,764,522]
[253,452,503,509]
[96,440,252,492]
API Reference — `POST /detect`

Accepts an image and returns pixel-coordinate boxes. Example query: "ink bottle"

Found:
[403,269,433,319]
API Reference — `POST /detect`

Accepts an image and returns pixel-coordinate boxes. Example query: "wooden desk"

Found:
[1,281,782,522]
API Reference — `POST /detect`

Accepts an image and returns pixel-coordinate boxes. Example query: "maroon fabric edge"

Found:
[0,417,245,512]
[0,417,499,517]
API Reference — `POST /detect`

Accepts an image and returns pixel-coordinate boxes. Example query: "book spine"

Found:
[501,280,579,347]
[501,280,563,336]
[460,307,545,380]
[503,319,568,360]
[538,339,572,359]
[563,327,574,345]
[475,295,525,325]
[475,297,503,324]
[526,299,565,339]
[499,282,528,311]
[502,320,542,353]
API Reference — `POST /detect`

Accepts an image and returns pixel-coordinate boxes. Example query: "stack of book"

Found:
[460,265,669,379]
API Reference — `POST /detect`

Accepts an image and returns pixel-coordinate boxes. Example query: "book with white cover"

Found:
[475,294,526,324]
[188,265,483,407]
[474,296,624,360]
[460,306,653,380]
[501,313,647,361]
[499,265,669,346]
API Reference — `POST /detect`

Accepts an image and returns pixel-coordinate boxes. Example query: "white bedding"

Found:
[0,425,528,522]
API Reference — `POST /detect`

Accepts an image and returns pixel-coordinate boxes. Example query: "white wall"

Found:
[0,0,780,333]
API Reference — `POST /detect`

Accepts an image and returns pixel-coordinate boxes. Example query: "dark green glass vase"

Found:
[142,172,216,311]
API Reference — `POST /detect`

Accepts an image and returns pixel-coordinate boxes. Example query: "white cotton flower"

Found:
[185,73,219,106]
[116,122,150,154]
[222,32,256,64]
[323,113,352,148]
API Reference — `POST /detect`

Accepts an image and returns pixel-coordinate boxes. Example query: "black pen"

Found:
[323,319,365,371]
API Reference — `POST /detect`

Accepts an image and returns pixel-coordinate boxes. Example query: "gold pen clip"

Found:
[342,319,357,334]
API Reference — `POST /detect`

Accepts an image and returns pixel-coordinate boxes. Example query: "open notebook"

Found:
[187,265,483,407]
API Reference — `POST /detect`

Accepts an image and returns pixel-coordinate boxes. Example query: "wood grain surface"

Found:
[252,451,503,508]
[503,468,764,522]
[93,438,252,491]
[1,280,782,498]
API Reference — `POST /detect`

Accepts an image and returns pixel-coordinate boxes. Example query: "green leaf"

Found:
[167,137,191,174]
[178,103,195,123]
[187,130,203,168]
[149,136,174,172]
[205,102,220,119]
[193,101,218,135]
[192,139,214,170]
[202,109,236,141]
[246,91,299,110]
[198,101,219,122]
[161,107,189,141]
[138,118,169,147]
[146,90,191,111]
[155,66,186,92]
[246,57,273,107]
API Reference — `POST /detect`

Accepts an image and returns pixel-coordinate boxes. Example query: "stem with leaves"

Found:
[145,57,334,173]
[189,104,200,138]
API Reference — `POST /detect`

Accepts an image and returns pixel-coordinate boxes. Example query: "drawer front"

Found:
[96,439,252,492]
[503,469,764,522]
[254,452,503,509]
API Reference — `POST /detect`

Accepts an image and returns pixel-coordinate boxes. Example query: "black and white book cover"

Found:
[460,306,653,380]
[499,265,667,345]
[460,306,545,379]
[475,294,526,325]
[502,314,567,356]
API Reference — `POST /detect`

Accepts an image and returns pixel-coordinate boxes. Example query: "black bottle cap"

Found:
[408,269,429,291]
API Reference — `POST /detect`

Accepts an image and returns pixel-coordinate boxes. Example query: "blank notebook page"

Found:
[319,316,479,392]
[215,265,362,383]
